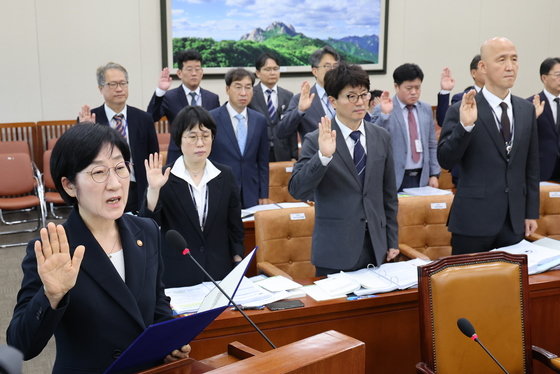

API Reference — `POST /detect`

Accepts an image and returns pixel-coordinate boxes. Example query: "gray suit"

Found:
[288,120,398,269]
[249,83,297,161]
[373,98,440,188]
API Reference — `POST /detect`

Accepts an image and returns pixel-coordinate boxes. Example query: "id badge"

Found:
[415,139,423,153]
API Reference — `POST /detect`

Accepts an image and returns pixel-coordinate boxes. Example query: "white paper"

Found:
[492,240,560,275]
[402,186,452,196]
[254,275,303,292]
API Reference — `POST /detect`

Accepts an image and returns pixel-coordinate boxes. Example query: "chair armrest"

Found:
[257,262,293,280]
[526,233,545,241]
[399,244,431,261]
[533,345,560,372]
[415,362,434,374]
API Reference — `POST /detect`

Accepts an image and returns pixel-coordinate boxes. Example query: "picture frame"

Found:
[160,0,389,75]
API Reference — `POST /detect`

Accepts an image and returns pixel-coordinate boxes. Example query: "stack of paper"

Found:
[402,186,452,196]
[242,202,311,221]
[492,240,560,274]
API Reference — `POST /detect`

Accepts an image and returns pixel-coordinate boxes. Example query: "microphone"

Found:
[457,318,509,374]
[165,230,276,349]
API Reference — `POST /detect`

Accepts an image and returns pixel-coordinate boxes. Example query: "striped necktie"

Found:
[349,131,366,186]
[189,92,198,106]
[265,89,276,119]
[113,114,126,137]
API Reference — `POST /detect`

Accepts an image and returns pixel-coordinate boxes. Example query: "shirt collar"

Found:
[394,96,413,111]
[182,85,201,97]
[171,157,221,187]
[104,104,127,121]
[226,102,248,119]
[315,84,326,99]
[260,83,278,95]
[335,117,365,139]
[543,88,560,103]
[482,86,512,110]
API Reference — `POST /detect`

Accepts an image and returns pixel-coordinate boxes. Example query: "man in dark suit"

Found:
[276,46,340,142]
[438,37,539,255]
[289,63,398,276]
[209,68,269,209]
[147,50,220,164]
[529,57,560,181]
[79,62,159,213]
[249,53,297,161]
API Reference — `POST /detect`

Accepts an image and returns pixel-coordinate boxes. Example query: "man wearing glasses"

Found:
[373,63,441,191]
[78,62,159,213]
[148,49,220,164]
[289,63,398,275]
[276,46,340,142]
[530,57,560,181]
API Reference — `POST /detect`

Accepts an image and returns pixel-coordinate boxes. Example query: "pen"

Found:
[230,305,265,311]
[347,295,378,301]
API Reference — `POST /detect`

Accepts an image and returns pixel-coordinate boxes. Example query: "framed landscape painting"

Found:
[160,0,389,74]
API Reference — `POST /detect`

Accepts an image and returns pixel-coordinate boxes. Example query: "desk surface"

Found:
[190,270,560,373]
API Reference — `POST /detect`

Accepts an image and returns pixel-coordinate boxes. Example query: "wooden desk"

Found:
[190,270,560,373]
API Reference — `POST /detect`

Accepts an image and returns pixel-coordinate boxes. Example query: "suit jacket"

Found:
[288,120,398,269]
[147,86,220,164]
[91,105,159,208]
[438,92,540,236]
[276,84,327,141]
[373,98,441,188]
[7,209,172,373]
[249,83,297,161]
[528,91,559,181]
[208,105,269,208]
[435,86,473,126]
[140,162,244,287]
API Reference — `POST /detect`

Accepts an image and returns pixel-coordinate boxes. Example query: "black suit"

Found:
[140,162,244,287]
[528,91,560,181]
[438,92,539,253]
[249,83,297,161]
[147,86,220,164]
[91,105,159,212]
[7,209,173,373]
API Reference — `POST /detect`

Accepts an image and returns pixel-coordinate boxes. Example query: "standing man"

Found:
[530,57,560,181]
[289,63,398,276]
[209,68,269,209]
[373,63,440,191]
[79,62,159,213]
[438,37,539,255]
[276,46,340,141]
[249,53,297,161]
[148,49,220,164]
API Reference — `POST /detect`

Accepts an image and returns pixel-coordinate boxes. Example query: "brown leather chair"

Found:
[397,194,454,260]
[254,206,315,279]
[416,251,560,373]
[528,184,560,241]
[43,149,68,219]
[437,169,455,192]
[268,161,298,203]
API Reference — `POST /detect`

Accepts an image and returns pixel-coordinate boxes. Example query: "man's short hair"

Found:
[225,68,255,86]
[96,62,128,87]
[324,62,370,99]
[255,52,280,71]
[540,57,560,76]
[470,55,482,71]
[176,49,203,70]
[172,106,217,148]
[309,46,340,68]
[393,63,424,85]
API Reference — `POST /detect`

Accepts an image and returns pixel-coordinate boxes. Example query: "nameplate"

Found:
[290,213,306,220]
[550,192,560,198]
[285,167,293,173]
[431,203,447,210]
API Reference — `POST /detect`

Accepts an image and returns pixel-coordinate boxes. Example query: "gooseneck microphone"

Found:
[165,230,276,349]
[457,318,509,374]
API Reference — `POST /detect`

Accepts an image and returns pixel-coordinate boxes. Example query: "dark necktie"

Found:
[189,92,198,106]
[265,89,276,119]
[349,131,366,186]
[499,102,511,143]
[406,105,420,162]
[554,98,560,133]
[113,114,126,137]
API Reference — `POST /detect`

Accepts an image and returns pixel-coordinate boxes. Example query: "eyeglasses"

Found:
[104,81,129,89]
[182,133,213,144]
[83,161,132,183]
[261,67,280,72]
[345,92,371,104]
[546,72,560,78]
[184,67,202,73]
[230,84,253,92]
[318,63,339,70]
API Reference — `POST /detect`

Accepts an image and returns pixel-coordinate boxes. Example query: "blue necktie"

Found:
[234,114,247,155]
[350,131,366,186]
[189,92,198,106]
[265,89,276,119]
[113,114,126,137]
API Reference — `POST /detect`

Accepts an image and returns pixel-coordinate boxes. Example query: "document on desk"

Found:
[402,186,452,196]
[254,275,303,292]
[492,240,560,275]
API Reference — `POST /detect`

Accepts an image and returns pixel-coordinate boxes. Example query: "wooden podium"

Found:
[138,330,365,374]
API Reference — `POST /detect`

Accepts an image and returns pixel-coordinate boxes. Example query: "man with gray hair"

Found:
[79,62,159,213]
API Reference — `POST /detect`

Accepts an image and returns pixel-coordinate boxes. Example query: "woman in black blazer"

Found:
[7,124,190,373]
[142,106,244,287]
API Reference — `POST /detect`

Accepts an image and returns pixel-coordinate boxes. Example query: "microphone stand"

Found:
[473,337,509,374]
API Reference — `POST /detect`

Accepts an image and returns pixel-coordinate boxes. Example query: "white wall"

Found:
[1,0,558,123]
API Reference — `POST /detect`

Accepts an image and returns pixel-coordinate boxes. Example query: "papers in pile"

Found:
[401,186,452,196]
[491,239,560,275]
[241,202,311,221]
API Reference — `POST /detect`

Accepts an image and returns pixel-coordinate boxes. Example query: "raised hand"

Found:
[35,222,85,309]
[318,116,336,158]
[532,94,545,118]
[379,91,393,114]
[459,89,477,127]
[440,67,456,91]
[78,105,96,123]
[158,68,172,91]
[145,153,171,190]
[297,81,316,112]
